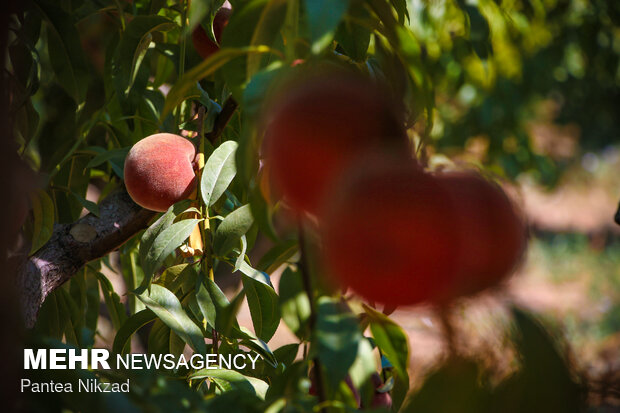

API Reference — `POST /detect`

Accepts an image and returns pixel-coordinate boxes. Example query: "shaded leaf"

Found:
[34,0,89,103]
[29,190,55,255]
[72,192,99,217]
[278,267,310,340]
[304,0,349,53]
[137,284,207,353]
[316,296,361,388]
[112,309,156,355]
[141,218,200,284]
[112,16,176,96]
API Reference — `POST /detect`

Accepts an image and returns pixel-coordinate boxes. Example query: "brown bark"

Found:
[16,189,156,328]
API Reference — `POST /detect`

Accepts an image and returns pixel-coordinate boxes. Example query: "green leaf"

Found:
[237,261,272,286]
[304,0,349,53]
[390,0,409,24]
[242,274,280,342]
[34,0,89,103]
[364,303,410,408]
[463,5,491,59]
[242,62,283,118]
[249,182,278,241]
[95,272,128,331]
[112,16,176,95]
[112,309,156,355]
[239,329,278,368]
[161,46,273,120]
[364,304,409,378]
[190,369,269,399]
[219,290,247,338]
[137,284,207,353]
[188,0,223,33]
[120,242,146,314]
[29,190,55,255]
[195,272,217,329]
[214,204,254,256]
[141,218,200,282]
[348,337,376,390]
[496,308,584,413]
[235,235,248,271]
[316,296,361,388]
[201,141,238,207]
[72,192,100,217]
[158,263,195,294]
[219,0,287,99]
[246,0,288,76]
[85,147,130,170]
[401,359,491,413]
[335,6,371,62]
[257,240,298,274]
[52,154,91,223]
[201,276,245,338]
[139,201,192,269]
[278,267,310,339]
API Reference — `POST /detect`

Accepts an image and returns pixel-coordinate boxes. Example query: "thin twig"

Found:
[297,218,327,412]
[205,97,238,144]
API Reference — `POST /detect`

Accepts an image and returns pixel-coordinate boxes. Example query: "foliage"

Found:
[7,0,615,411]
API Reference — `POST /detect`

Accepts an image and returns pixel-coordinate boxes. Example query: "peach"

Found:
[437,171,527,296]
[191,1,232,59]
[320,158,462,306]
[124,133,197,212]
[262,69,408,214]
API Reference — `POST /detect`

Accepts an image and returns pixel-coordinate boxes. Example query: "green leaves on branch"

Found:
[138,201,194,291]
[214,204,253,256]
[364,304,410,409]
[161,47,274,120]
[113,309,157,356]
[316,297,362,389]
[278,267,310,340]
[304,0,349,53]
[112,16,176,96]
[137,284,207,354]
[190,368,269,399]
[141,218,201,286]
[33,0,89,104]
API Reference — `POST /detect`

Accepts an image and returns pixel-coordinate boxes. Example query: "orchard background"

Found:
[1,0,619,411]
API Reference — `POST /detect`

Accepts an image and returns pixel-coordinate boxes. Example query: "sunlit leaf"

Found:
[242,274,280,342]
[201,141,238,207]
[214,204,254,256]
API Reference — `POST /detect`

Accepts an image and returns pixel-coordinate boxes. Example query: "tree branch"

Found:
[205,96,238,144]
[16,98,238,329]
[16,189,156,328]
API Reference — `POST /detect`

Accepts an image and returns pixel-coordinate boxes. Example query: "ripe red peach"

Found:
[320,158,461,306]
[437,170,527,296]
[262,69,408,214]
[124,133,197,212]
